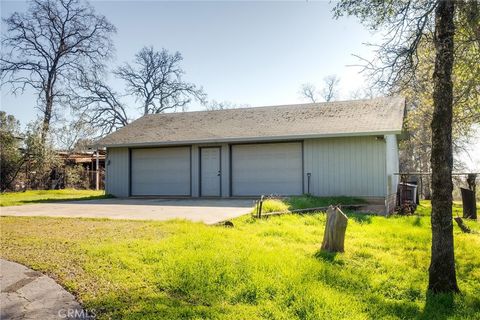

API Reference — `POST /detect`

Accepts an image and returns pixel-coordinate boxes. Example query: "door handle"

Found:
[217,171,221,176]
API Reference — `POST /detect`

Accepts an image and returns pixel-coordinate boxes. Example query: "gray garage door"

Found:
[231,142,303,196]
[131,147,190,196]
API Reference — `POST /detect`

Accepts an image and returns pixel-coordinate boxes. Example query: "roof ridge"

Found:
[143,96,403,118]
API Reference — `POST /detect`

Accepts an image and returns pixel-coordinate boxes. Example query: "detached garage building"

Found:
[97,97,405,213]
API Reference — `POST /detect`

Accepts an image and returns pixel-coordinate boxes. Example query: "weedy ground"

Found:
[1,195,479,319]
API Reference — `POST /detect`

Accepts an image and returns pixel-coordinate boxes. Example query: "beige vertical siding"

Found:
[105,147,129,197]
[304,136,387,197]
[106,135,395,200]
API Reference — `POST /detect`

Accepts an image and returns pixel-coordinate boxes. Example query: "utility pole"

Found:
[95,148,100,191]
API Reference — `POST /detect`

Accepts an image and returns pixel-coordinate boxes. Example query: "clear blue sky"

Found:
[1,0,479,170]
[1,0,378,123]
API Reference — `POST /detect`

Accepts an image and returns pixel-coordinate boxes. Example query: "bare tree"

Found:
[299,83,319,103]
[334,0,479,293]
[348,86,377,100]
[0,0,116,143]
[115,46,207,115]
[299,75,341,103]
[54,117,97,152]
[205,100,249,111]
[69,71,129,136]
[320,75,340,102]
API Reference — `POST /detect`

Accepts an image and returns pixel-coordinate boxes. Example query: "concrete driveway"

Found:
[0,198,254,224]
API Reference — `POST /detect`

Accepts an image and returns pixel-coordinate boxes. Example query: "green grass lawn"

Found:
[1,200,479,319]
[415,200,479,217]
[0,189,108,206]
[254,195,366,214]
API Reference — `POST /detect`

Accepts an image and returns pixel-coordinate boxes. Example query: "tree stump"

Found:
[321,206,348,253]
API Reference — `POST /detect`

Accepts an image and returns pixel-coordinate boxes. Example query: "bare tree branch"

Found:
[1,0,116,142]
[321,75,341,102]
[204,100,249,111]
[53,117,96,152]
[299,75,341,103]
[115,46,207,115]
[299,83,318,103]
[333,0,480,293]
[67,71,129,136]
[334,0,438,93]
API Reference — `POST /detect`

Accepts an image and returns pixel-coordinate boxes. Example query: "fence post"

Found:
[258,195,264,219]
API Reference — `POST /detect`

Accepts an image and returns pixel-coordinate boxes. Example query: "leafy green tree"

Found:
[400,10,480,181]
[334,0,479,293]
[23,122,62,190]
[0,112,24,191]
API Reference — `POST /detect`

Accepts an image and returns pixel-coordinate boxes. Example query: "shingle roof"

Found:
[96,96,405,147]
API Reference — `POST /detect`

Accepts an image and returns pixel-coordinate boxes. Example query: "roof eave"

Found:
[97,130,402,148]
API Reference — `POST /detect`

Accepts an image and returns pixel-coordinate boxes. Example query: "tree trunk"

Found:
[41,88,53,144]
[321,206,348,253]
[428,0,459,293]
[423,176,432,200]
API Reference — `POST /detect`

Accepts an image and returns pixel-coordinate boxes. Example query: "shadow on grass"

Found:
[418,291,456,320]
[348,213,373,224]
[363,295,421,319]
[412,215,423,227]
[88,291,226,320]
[368,290,480,320]
[83,285,478,320]
[284,195,367,211]
[13,194,112,206]
[314,250,345,266]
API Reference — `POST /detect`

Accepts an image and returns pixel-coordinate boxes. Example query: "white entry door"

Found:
[200,147,221,196]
